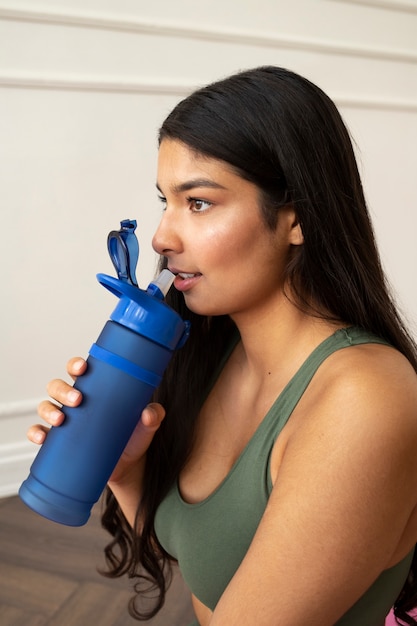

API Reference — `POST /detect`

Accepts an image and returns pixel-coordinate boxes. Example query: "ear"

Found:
[289,215,304,246]
[281,207,304,246]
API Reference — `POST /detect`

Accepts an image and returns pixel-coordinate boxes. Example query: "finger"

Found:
[140,403,166,430]
[27,424,50,445]
[46,379,82,407]
[67,357,87,382]
[37,400,65,426]
[116,403,166,465]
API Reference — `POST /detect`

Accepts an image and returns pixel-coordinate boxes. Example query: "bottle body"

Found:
[19,320,174,526]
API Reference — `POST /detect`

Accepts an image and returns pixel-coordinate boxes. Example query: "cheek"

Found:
[201,220,265,267]
[226,229,278,273]
[190,223,242,268]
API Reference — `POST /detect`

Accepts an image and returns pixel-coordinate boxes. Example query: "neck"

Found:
[230,291,341,384]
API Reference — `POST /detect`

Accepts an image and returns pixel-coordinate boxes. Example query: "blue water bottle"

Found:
[19,219,189,526]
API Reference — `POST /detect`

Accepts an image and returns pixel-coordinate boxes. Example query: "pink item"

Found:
[386,607,417,625]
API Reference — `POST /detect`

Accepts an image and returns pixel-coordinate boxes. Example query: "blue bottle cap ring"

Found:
[97,273,190,350]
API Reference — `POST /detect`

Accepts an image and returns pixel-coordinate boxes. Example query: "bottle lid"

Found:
[107,219,139,287]
[98,219,190,350]
[97,273,189,350]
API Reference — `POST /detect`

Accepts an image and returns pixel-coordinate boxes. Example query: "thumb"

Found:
[114,403,166,469]
[140,402,166,432]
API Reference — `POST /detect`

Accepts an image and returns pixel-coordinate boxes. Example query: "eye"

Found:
[188,197,213,213]
[157,194,167,210]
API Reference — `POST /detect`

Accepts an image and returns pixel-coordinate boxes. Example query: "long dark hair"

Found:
[101,66,417,623]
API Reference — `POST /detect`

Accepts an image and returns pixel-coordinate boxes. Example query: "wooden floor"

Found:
[0,495,195,626]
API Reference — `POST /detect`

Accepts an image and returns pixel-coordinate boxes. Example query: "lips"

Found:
[169,268,202,292]
[168,267,201,279]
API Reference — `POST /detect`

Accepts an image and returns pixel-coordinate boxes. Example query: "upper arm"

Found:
[210,345,417,625]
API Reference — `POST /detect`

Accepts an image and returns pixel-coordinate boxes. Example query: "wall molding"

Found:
[1,72,416,113]
[0,71,195,96]
[0,397,42,419]
[0,4,416,64]
[335,94,417,112]
[334,0,417,14]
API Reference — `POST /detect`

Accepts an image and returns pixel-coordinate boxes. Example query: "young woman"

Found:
[31,66,417,625]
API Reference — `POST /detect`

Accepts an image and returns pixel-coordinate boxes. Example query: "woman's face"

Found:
[152,139,300,318]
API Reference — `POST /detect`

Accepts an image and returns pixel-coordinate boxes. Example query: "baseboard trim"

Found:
[0,398,40,498]
[0,441,36,498]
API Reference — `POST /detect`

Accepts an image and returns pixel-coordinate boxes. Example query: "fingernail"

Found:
[73,359,84,371]
[50,409,63,424]
[34,431,45,444]
[68,390,81,403]
[147,406,156,418]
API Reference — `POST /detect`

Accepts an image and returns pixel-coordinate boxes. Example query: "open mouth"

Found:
[172,271,202,291]
[177,272,200,279]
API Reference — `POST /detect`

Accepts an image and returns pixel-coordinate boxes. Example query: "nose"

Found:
[152,210,183,256]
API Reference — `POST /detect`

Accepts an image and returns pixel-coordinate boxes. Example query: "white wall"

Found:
[1,0,416,496]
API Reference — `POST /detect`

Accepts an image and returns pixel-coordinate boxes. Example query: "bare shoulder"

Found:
[273,339,417,468]
[331,339,416,383]
[283,339,417,502]
[304,341,417,429]
[294,336,417,426]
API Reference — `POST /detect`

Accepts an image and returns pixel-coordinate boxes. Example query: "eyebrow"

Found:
[156,178,227,194]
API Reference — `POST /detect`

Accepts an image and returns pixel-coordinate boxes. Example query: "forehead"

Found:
[157,139,238,187]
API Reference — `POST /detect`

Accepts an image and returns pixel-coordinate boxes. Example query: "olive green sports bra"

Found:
[154,327,414,625]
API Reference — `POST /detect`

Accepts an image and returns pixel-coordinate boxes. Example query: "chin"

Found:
[183,294,228,317]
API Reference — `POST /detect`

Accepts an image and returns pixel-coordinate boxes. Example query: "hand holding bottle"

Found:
[28,357,166,484]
